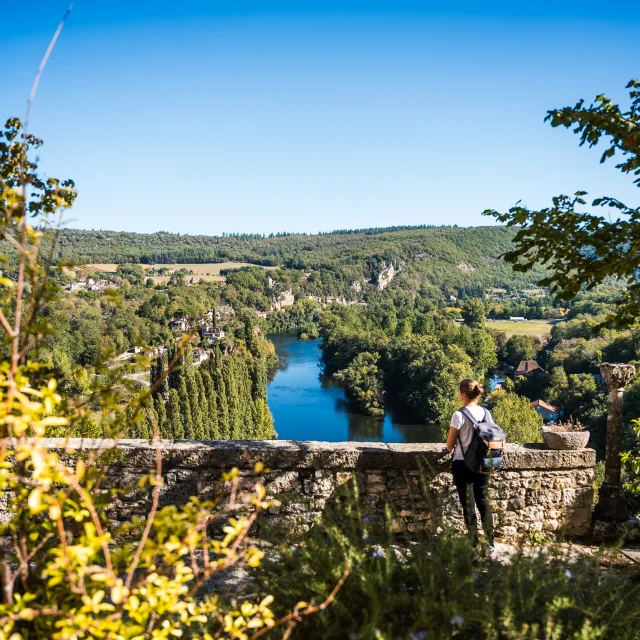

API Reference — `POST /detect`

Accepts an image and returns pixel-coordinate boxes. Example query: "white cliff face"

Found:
[351,280,362,293]
[372,262,396,290]
[272,289,295,311]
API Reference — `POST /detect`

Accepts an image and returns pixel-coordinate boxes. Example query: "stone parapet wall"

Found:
[37,439,596,538]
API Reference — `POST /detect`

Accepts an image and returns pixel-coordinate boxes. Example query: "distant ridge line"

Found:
[56,223,504,240]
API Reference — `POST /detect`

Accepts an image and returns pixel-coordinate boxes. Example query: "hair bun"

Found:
[459,378,484,400]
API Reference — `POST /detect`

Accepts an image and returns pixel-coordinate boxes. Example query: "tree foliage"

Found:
[487,390,543,443]
[334,352,385,417]
[0,116,333,638]
[321,303,495,423]
[485,79,640,329]
[461,298,486,328]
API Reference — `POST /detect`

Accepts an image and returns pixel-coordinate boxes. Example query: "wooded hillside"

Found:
[56,225,545,293]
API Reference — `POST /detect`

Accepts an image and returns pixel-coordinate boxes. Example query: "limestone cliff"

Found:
[371,262,396,290]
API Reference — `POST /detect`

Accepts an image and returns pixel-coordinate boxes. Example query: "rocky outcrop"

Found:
[372,262,396,290]
[351,281,362,293]
[33,440,596,539]
[272,289,294,311]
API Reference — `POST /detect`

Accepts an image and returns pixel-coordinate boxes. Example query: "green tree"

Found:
[177,377,195,439]
[487,390,543,443]
[185,368,204,439]
[193,368,208,438]
[461,299,486,328]
[253,398,275,439]
[334,352,385,417]
[455,326,498,378]
[504,334,540,368]
[116,263,147,286]
[244,316,261,357]
[389,336,474,423]
[166,388,184,438]
[485,79,640,330]
[154,394,168,438]
[211,352,231,438]
[201,369,220,438]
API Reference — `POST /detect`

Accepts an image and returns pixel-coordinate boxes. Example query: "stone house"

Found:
[202,326,225,343]
[169,317,190,333]
[192,349,210,366]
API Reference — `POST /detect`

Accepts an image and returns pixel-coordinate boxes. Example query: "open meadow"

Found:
[83,262,279,284]
[487,319,554,338]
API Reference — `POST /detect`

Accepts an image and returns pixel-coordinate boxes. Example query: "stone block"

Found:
[336,472,353,485]
[543,519,560,531]
[266,471,301,494]
[366,483,387,495]
[526,489,562,507]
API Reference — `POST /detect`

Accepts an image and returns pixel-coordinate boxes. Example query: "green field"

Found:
[487,319,554,338]
[82,262,279,284]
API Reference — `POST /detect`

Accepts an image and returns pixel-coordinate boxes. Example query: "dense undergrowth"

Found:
[257,484,640,640]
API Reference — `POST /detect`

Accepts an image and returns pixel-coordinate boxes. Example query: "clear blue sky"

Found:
[2,1,639,235]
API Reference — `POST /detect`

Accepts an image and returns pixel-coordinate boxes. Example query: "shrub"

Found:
[258,484,640,639]
[487,390,543,443]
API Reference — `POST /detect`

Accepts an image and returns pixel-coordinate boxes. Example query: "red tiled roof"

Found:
[516,360,542,374]
[530,399,557,412]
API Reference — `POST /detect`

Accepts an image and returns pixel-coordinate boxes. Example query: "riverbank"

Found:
[267,335,441,443]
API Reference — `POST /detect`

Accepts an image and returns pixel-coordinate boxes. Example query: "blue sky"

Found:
[2,1,639,235]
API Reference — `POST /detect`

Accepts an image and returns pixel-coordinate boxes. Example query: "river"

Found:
[267,335,443,443]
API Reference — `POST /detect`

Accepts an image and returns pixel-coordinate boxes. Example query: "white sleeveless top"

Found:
[450,405,485,461]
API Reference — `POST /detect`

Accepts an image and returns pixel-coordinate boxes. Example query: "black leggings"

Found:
[452,460,493,545]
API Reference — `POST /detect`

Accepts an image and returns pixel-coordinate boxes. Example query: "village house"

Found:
[201,326,225,343]
[169,317,190,333]
[192,348,210,366]
[515,360,545,378]
[87,279,111,291]
[530,399,560,423]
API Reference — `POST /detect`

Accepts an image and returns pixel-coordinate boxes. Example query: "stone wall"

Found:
[38,439,596,539]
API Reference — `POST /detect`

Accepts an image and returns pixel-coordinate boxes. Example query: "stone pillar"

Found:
[594,363,636,523]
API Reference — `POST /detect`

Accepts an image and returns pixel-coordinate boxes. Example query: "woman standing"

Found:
[446,378,494,547]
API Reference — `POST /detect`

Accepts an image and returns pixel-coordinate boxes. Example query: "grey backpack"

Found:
[459,407,507,473]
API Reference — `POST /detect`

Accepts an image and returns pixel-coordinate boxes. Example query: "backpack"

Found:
[459,407,507,474]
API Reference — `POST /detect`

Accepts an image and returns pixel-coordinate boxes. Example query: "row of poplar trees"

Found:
[135,330,274,440]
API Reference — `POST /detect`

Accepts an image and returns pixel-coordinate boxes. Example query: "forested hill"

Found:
[56,225,545,292]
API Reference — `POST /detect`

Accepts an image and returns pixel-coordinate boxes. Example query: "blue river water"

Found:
[267,335,443,443]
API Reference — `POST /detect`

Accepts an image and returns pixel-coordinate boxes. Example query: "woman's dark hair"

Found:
[458,378,483,400]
